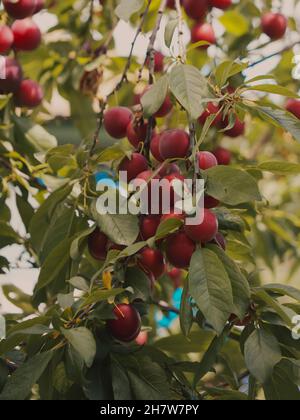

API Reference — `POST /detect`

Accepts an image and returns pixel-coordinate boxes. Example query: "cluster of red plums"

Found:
[90,98,234,342]
[0,0,44,107]
[166,0,287,48]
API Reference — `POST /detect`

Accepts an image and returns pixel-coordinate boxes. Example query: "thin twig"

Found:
[175,0,185,62]
[248,39,300,68]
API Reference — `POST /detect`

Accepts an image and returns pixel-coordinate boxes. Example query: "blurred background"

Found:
[1,0,300,315]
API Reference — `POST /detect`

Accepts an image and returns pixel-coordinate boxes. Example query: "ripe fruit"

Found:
[150,134,164,162]
[140,215,161,240]
[159,129,190,160]
[154,94,173,118]
[191,23,216,48]
[158,162,180,177]
[223,116,245,138]
[88,227,108,261]
[3,0,36,19]
[107,304,141,342]
[0,26,14,54]
[126,120,148,149]
[14,79,43,108]
[0,58,22,93]
[212,147,232,165]
[162,173,185,209]
[261,13,287,40]
[12,19,42,51]
[199,102,222,127]
[34,0,45,13]
[204,195,220,209]
[147,51,164,73]
[135,331,148,346]
[166,232,196,268]
[209,0,232,9]
[104,107,132,139]
[119,153,148,182]
[184,208,218,243]
[197,151,218,170]
[139,247,165,279]
[286,99,300,120]
[167,268,184,289]
[183,0,209,21]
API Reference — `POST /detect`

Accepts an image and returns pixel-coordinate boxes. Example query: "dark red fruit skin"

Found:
[261,13,287,40]
[140,215,161,240]
[212,147,231,165]
[159,129,190,160]
[88,227,108,261]
[147,51,164,73]
[119,153,148,182]
[135,331,148,346]
[0,58,23,93]
[199,102,222,126]
[158,162,180,177]
[134,170,161,215]
[34,0,45,13]
[286,99,300,120]
[0,25,14,54]
[204,195,220,209]
[166,232,196,269]
[104,107,132,139]
[3,0,36,19]
[183,0,209,21]
[167,268,184,289]
[197,151,218,170]
[126,120,148,149]
[209,0,232,10]
[12,19,42,51]
[150,134,164,162]
[14,79,43,108]
[185,208,218,243]
[154,94,173,118]
[139,247,165,279]
[107,304,141,342]
[191,23,216,48]
[222,116,245,138]
[162,173,185,209]
[167,0,183,9]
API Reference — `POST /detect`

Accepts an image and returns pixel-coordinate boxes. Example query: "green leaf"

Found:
[264,359,300,400]
[61,327,96,368]
[261,284,300,302]
[258,161,300,175]
[180,279,193,337]
[0,351,53,400]
[205,166,261,205]
[82,288,124,307]
[164,15,177,48]
[125,267,151,301]
[256,106,300,142]
[111,359,132,400]
[155,217,183,240]
[115,0,143,21]
[0,316,5,340]
[204,387,249,400]
[155,330,215,354]
[208,245,250,319]
[215,60,247,88]
[244,84,299,98]
[169,64,210,120]
[194,325,231,385]
[219,11,249,37]
[141,75,169,118]
[34,237,73,292]
[92,204,139,246]
[254,289,294,328]
[244,328,282,384]
[13,116,57,154]
[189,248,234,334]
[68,276,89,292]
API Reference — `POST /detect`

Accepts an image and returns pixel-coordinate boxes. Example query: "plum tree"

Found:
[14,79,43,108]
[88,228,108,261]
[0,25,14,54]
[3,0,37,19]
[261,13,287,40]
[104,107,133,139]
[166,231,196,268]
[0,57,22,93]
[140,215,161,240]
[138,247,165,279]
[183,0,209,21]
[212,147,232,165]
[159,129,190,159]
[197,151,218,170]
[209,0,232,9]
[191,23,216,48]
[184,208,218,243]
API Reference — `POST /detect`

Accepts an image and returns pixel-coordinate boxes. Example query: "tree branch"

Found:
[248,39,300,68]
